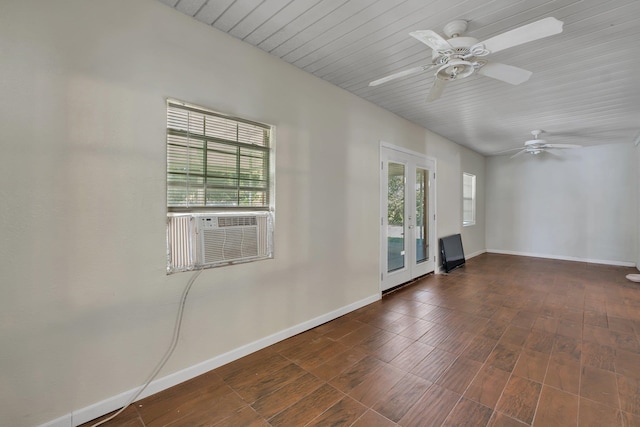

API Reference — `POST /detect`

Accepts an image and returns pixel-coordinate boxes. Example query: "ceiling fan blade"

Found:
[478,62,532,85]
[543,143,582,149]
[369,65,432,87]
[409,30,453,52]
[480,17,564,54]
[510,149,527,159]
[544,150,563,158]
[427,78,446,101]
[495,146,526,154]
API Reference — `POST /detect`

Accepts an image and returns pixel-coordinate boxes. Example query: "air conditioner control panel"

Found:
[199,217,218,229]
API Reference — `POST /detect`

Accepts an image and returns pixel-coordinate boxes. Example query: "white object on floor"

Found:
[626,274,640,283]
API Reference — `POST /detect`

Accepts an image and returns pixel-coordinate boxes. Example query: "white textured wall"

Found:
[426,135,462,241]
[637,143,640,271]
[0,1,478,425]
[486,143,638,265]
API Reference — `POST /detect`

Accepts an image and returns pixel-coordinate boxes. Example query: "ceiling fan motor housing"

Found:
[524,130,546,148]
[524,139,547,147]
[431,37,478,63]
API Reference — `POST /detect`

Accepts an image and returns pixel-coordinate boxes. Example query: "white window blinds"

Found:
[463,172,476,226]
[167,100,271,209]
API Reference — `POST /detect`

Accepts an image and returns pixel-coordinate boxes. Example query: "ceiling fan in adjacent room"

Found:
[501,130,582,158]
[369,17,564,101]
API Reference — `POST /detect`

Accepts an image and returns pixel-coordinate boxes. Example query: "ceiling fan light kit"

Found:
[435,60,478,81]
[369,17,564,101]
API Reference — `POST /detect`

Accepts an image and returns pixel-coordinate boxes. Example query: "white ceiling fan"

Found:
[369,17,564,101]
[503,130,582,158]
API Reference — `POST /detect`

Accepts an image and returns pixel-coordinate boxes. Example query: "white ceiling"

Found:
[156,0,640,156]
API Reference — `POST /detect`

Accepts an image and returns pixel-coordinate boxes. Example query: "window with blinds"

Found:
[166,100,274,273]
[167,100,271,210]
[463,172,476,226]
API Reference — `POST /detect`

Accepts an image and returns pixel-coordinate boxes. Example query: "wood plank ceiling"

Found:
[156,0,640,155]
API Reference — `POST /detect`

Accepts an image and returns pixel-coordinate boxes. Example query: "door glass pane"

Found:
[415,168,428,263]
[388,162,405,272]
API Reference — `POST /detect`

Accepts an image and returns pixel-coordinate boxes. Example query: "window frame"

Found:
[462,172,476,227]
[166,99,274,212]
[165,100,275,273]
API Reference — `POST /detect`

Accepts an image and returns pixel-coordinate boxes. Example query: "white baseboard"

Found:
[465,249,486,260]
[38,414,72,427]
[486,249,636,268]
[38,293,380,427]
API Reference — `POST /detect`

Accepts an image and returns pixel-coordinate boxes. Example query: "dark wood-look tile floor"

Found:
[83,254,640,427]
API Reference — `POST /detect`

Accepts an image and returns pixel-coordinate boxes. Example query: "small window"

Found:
[166,100,271,210]
[462,173,476,226]
[166,100,274,273]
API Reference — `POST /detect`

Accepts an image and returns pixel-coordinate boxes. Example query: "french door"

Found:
[380,144,435,291]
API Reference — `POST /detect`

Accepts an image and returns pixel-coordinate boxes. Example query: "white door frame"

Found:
[380,142,437,292]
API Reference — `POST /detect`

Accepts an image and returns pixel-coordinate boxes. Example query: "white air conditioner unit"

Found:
[167,212,273,273]
[194,212,273,267]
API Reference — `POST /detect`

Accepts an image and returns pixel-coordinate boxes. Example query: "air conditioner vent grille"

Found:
[218,216,258,227]
[202,227,259,264]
